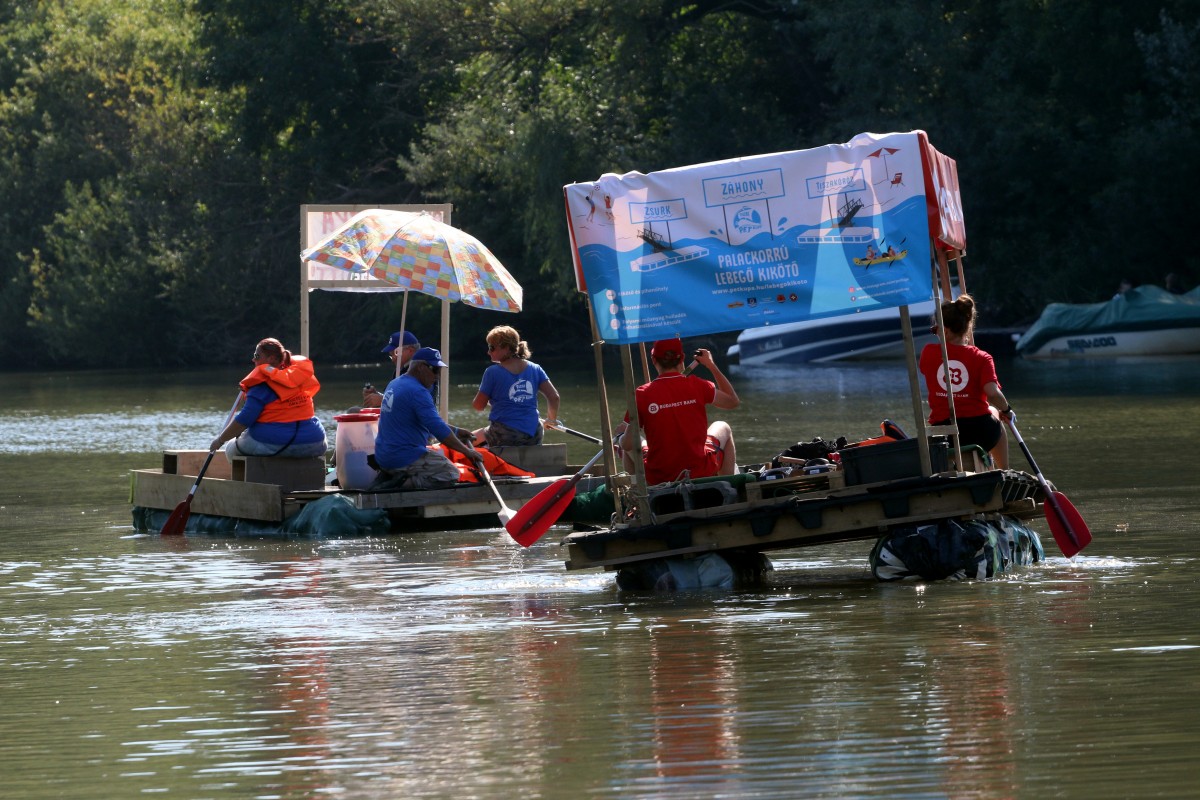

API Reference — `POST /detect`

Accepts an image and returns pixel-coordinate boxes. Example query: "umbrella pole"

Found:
[439,299,451,418]
[396,290,410,379]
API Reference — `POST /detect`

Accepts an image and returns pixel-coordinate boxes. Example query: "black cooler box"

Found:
[838,438,949,485]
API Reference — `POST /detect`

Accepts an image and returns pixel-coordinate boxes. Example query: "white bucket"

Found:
[333,409,380,490]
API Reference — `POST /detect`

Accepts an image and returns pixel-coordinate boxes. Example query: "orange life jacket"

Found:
[239,357,320,424]
[436,445,536,483]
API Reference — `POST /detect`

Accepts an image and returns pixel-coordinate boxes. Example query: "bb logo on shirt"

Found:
[936,360,969,394]
[507,379,535,404]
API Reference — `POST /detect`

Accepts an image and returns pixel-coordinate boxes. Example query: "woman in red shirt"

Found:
[919,294,1014,468]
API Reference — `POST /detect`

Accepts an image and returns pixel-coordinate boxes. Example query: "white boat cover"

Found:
[1016,285,1200,355]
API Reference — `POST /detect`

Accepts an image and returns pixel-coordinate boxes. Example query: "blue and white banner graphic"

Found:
[564,131,962,344]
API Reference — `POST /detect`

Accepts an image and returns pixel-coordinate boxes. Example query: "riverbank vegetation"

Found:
[1,0,1196,369]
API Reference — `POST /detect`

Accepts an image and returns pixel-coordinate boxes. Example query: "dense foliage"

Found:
[1,0,1197,369]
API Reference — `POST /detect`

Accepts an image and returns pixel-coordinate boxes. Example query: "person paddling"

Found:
[920,294,1013,468]
[210,338,328,460]
[374,347,483,489]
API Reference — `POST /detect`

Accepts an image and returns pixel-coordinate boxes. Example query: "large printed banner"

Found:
[564,131,964,344]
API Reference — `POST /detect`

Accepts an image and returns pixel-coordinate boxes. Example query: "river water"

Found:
[1,356,1198,799]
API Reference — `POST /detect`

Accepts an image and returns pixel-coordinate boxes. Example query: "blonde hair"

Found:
[486,325,531,359]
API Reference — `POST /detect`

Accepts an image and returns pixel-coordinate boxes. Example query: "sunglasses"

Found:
[487,343,506,351]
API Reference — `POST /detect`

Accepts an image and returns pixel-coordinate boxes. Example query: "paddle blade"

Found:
[505,480,577,547]
[1044,490,1091,558]
[159,500,191,536]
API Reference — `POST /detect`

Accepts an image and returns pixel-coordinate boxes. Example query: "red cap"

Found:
[651,338,683,360]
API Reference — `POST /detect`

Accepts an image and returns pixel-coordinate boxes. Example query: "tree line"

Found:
[1,0,1196,370]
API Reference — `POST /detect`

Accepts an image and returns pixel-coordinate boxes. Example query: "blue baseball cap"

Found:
[381,330,420,353]
[410,347,447,368]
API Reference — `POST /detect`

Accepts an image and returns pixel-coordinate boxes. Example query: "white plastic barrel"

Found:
[333,409,381,490]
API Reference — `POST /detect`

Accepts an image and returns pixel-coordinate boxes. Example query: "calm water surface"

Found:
[1,357,1198,799]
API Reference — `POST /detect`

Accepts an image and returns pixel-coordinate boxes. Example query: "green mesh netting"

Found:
[132,494,391,539]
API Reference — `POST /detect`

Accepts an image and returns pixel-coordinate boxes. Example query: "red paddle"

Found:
[1006,415,1091,557]
[160,392,243,536]
[506,449,605,547]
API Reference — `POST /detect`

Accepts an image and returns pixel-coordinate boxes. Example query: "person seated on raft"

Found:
[865,244,878,260]
[470,325,560,448]
[210,337,329,460]
[374,347,483,490]
[362,330,422,409]
[920,294,1014,469]
[613,338,740,485]
[886,245,897,257]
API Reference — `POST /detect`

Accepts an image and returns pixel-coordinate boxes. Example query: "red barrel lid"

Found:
[334,410,381,423]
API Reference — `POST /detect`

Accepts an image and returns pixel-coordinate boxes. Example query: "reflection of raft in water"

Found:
[853,248,908,266]
[629,245,709,272]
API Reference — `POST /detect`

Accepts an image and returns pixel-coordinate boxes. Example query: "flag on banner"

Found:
[563,131,965,345]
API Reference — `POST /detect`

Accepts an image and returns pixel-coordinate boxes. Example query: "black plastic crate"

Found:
[839,438,949,485]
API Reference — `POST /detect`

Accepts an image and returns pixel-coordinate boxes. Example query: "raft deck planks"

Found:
[132,466,606,524]
[562,470,1041,571]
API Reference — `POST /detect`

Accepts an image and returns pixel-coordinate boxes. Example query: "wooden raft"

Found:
[561,469,1042,571]
[131,446,596,525]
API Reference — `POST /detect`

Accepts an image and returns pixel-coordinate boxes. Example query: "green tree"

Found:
[400,0,827,353]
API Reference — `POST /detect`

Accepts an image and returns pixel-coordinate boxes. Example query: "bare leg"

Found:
[620,437,643,474]
[991,428,1010,469]
[983,408,1010,469]
[709,421,737,475]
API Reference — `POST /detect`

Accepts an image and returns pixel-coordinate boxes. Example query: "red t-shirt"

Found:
[919,342,1000,421]
[633,373,717,484]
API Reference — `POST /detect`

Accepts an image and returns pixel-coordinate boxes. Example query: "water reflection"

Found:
[2,360,1200,798]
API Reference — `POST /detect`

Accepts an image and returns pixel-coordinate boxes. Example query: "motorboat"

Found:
[1015,285,1200,358]
[727,300,938,365]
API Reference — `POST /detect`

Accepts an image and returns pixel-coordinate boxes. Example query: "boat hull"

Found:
[730,302,936,365]
[1019,327,1200,358]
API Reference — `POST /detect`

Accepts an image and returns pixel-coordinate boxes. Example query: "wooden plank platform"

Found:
[350,475,606,518]
[131,466,608,526]
[562,470,1042,571]
[131,469,295,522]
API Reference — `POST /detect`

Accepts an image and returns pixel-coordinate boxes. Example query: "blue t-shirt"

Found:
[235,384,326,446]
[478,361,550,437]
[374,374,453,470]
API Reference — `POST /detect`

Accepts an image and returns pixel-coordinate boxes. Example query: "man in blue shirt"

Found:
[362,330,421,408]
[374,347,482,489]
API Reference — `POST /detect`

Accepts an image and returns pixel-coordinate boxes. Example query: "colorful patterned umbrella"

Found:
[300,209,522,312]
